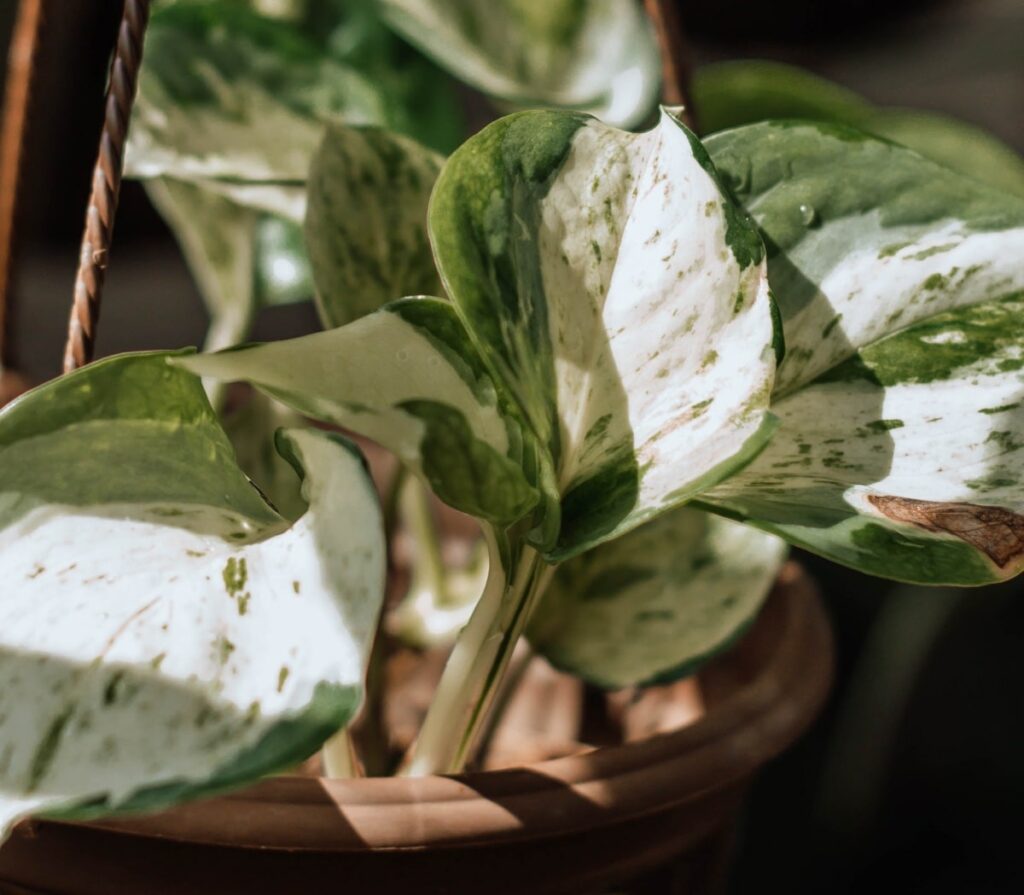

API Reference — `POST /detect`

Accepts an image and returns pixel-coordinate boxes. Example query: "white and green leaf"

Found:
[430,108,780,559]
[0,353,385,840]
[703,293,1024,584]
[127,0,385,187]
[378,0,660,128]
[706,121,1024,395]
[528,509,787,688]
[305,124,444,328]
[700,122,1024,584]
[181,298,541,527]
[692,60,1024,198]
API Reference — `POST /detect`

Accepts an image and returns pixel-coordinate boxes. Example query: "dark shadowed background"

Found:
[1,1,1022,892]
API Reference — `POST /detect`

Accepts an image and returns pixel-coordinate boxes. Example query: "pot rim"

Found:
[67,563,832,853]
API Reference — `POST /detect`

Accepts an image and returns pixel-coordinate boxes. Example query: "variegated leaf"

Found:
[430,108,780,559]
[378,0,660,128]
[704,294,1024,584]
[706,121,1024,395]
[0,354,385,840]
[528,509,787,688]
[305,124,444,327]
[127,0,385,187]
[700,122,1024,584]
[180,298,541,527]
[692,60,1024,198]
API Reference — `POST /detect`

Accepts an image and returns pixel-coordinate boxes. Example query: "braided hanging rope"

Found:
[0,0,45,374]
[62,0,150,373]
[643,0,699,132]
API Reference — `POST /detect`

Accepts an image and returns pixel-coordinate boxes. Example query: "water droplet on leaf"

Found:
[799,203,819,227]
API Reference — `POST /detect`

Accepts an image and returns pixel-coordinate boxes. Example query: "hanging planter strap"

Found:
[63,0,150,373]
[643,0,698,132]
[0,0,45,376]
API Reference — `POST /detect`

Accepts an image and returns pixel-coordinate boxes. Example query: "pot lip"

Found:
[68,563,833,853]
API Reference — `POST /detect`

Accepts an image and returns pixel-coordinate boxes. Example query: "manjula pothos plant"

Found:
[2,0,1024,839]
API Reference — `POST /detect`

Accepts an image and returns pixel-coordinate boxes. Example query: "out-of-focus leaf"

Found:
[692,60,1024,198]
[378,0,660,128]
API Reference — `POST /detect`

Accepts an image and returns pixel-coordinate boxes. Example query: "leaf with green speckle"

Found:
[430,109,779,560]
[0,354,385,842]
[529,508,787,688]
[305,124,444,328]
[697,122,1024,583]
[702,292,1024,584]
[706,121,1024,396]
[127,0,386,196]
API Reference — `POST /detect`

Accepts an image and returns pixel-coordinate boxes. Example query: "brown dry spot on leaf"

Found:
[869,495,1024,568]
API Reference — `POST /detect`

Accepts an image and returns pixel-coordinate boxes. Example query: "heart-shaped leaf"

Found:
[430,108,780,558]
[378,0,660,128]
[700,122,1024,583]
[305,124,444,327]
[528,508,787,688]
[0,353,385,840]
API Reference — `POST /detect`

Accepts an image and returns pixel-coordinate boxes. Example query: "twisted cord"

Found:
[63,0,150,373]
[643,0,699,132]
[0,0,46,371]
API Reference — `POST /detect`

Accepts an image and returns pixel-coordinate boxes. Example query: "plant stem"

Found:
[404,531,555,776]
[322,727,362,778]
[401,476,449,605]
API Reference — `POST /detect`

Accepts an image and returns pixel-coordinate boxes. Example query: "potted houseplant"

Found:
[0,0,1022,892]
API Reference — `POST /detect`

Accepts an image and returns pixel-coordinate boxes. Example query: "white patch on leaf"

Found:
[540,111,776,549]
[0,430,385,839]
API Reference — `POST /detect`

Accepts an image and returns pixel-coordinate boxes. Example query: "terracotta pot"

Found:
[0,564,832,895]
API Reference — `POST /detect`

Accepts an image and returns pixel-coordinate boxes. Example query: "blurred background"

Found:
[1,0,1022,892]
